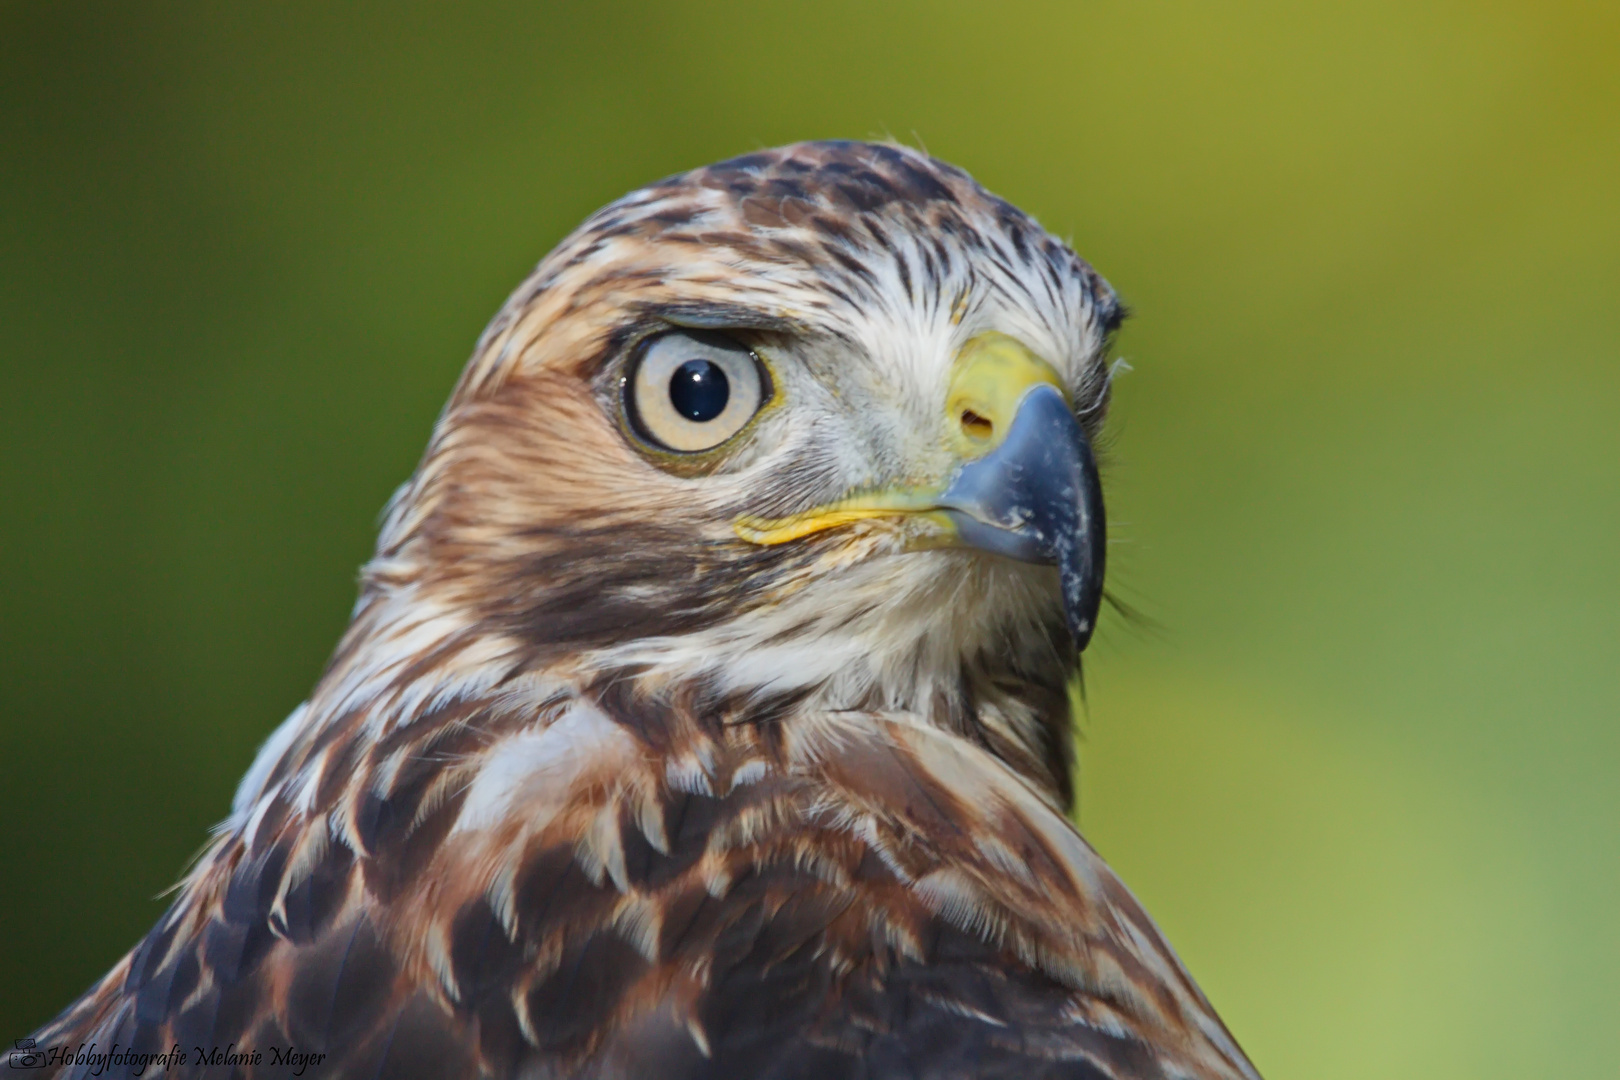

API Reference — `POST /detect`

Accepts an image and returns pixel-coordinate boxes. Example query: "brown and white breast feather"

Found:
[37,681,1256,1080]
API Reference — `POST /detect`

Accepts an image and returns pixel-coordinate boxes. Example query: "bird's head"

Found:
[353,141,1122,802]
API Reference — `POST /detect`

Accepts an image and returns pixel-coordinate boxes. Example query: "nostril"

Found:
[960,409,994,440]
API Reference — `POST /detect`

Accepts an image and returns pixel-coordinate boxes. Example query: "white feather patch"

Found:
[452,699,633,834]
[231,702,307,822]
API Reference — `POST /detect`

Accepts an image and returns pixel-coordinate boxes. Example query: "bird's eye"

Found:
[625,330,768,453]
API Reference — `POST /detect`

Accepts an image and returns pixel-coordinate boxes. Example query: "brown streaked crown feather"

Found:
[30,141,1259,1080]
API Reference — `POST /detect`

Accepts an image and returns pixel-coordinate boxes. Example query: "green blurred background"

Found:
[2,2,1616,1075]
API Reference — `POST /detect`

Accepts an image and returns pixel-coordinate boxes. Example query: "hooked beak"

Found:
[935,379,1106,649]
[735,333,1107,651]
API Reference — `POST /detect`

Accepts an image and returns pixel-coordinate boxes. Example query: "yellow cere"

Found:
[944,332,1069,457]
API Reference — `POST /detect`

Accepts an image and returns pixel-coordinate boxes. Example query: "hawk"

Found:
[31,141,1261,1080]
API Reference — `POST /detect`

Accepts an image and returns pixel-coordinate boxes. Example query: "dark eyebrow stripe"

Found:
[638,300,806,335]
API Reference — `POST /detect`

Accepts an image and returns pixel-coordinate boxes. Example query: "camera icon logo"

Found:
[9,1039,49,1070]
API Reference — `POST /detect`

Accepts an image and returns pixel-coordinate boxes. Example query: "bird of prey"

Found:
[30,141,1260,1080]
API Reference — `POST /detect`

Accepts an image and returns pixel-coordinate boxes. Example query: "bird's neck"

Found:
[250,575,1077,826]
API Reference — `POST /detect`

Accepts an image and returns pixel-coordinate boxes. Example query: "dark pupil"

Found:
[668,358,730,422]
